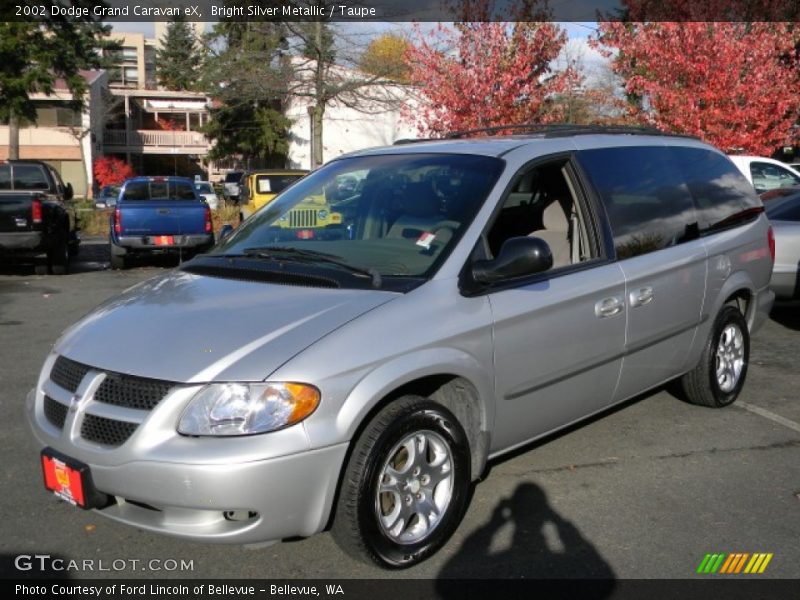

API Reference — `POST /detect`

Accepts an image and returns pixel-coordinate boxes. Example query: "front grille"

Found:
[81,414,138,447]
[44,396,69,429]
[94,373,174,411]
[50,356,91,393]
[289,209,318,228]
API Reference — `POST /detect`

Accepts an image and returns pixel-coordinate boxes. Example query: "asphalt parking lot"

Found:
[0,239,798,580]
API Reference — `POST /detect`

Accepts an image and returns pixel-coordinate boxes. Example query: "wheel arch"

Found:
[335,349,495,483]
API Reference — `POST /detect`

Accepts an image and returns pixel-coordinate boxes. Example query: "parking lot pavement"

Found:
[1,241,798,580]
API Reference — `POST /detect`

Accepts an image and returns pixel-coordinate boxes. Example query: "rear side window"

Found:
[670,149,762,232]
[0,165,10,190]
[577,147,698,259]
[750,161,800,194]
[13,165,49,190]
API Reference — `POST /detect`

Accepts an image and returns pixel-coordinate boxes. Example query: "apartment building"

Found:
[0,70,107,198]
[101,31,212,179]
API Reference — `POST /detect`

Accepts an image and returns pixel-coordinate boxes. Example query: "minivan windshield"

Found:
[211,153,503,281]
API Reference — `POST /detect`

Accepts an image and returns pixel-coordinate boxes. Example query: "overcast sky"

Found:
[108,21,610,78]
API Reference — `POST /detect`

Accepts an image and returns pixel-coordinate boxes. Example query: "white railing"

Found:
[103,129,208,149]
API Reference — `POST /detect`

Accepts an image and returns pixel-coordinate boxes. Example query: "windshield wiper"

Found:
[240,246,383,288]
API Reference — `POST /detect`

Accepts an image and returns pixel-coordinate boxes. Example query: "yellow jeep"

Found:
[239,169,308,219]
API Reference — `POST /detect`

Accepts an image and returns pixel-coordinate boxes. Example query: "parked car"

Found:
[728,155,800,195]
[0,159,78,274]
[194,181,220,210]
[94,185,120,209]
[763,191,800,299]
[238,169,308,219]
[108,176,214,269]
[27,127,774,568]
[222,170,244,204]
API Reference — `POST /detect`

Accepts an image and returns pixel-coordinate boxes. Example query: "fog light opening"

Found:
[223,510,259,522]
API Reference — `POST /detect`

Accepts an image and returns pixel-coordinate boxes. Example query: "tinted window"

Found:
[224,172,243,183]
[577,147,698,259]
[0,165,10,190]
[122,181,148,201]
[255,174,303,195]
[173,181,197,200]
[750,161,800,193]
[13,165,49,190]
[765,195,800,222]
[671,149,762,232]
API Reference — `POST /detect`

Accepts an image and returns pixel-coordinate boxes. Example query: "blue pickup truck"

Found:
[109,176,214,269]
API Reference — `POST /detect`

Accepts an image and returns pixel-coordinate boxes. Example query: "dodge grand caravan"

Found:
[26,127,775,568]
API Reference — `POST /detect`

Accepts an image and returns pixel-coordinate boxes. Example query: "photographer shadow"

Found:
[438,483,616,589]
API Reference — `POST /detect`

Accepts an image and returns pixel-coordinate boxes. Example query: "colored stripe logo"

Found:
[697,553,773,574]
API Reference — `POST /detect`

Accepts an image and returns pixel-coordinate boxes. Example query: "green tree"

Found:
[201,21,292,166]
[156,18,200,91]
[0,7,115,160]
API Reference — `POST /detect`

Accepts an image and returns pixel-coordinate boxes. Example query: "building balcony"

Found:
[103,129,209,155]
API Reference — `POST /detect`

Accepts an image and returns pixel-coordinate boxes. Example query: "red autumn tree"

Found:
[93,156,135,188]
[595,21,800,155]
[404,20,573,136]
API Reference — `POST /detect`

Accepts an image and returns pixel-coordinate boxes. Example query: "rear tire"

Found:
[109,244,127,270]
[47,234,70,275]
[680,306,749,408]
[331,396,471,568]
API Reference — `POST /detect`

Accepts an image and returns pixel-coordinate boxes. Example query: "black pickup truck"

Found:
[0,160,79,274]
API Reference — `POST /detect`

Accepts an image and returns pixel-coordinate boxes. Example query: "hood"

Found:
[55,270,396,383]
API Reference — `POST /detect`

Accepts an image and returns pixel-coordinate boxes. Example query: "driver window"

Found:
[486,161,595,269]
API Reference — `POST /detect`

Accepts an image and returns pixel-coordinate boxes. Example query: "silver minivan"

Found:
[27,128,775,568]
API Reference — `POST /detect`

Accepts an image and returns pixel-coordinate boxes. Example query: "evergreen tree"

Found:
[156,18,199,91]
[201,21,292,165]
[0,5,115,159]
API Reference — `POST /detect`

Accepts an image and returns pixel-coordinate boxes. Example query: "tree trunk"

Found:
[312,20,325,168]
[9,111,20,160]
[76,133,89,200]
[311,104,324,168]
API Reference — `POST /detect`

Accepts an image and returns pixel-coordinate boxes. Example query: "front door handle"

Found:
[595,296,624,318]
[629,286,654,308]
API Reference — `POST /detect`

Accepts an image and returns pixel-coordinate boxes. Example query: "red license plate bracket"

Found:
[41,448,106,509]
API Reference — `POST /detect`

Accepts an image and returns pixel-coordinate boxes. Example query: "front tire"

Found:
[331,397,471,568]
[680,306,749,407]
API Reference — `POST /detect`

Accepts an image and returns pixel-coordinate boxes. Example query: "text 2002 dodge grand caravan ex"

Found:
[27,127,775,568]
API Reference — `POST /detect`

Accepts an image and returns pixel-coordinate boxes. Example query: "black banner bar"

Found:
[3,0,800,23]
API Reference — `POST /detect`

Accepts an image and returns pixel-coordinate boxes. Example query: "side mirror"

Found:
[64,183,74,201]
[219,224,235,241]
[471,236,553,285]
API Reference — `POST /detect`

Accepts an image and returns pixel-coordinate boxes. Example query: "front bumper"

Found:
[26,387,347,544]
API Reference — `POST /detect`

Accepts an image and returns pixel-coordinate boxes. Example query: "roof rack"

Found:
[445,123,695,139]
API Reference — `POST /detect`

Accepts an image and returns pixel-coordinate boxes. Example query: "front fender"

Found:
[334,347,495,442]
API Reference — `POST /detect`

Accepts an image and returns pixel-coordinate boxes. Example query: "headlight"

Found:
[178,382,320,436]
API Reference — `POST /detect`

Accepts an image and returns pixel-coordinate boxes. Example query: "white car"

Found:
[728,155,800,195]
[194,181,220,210]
